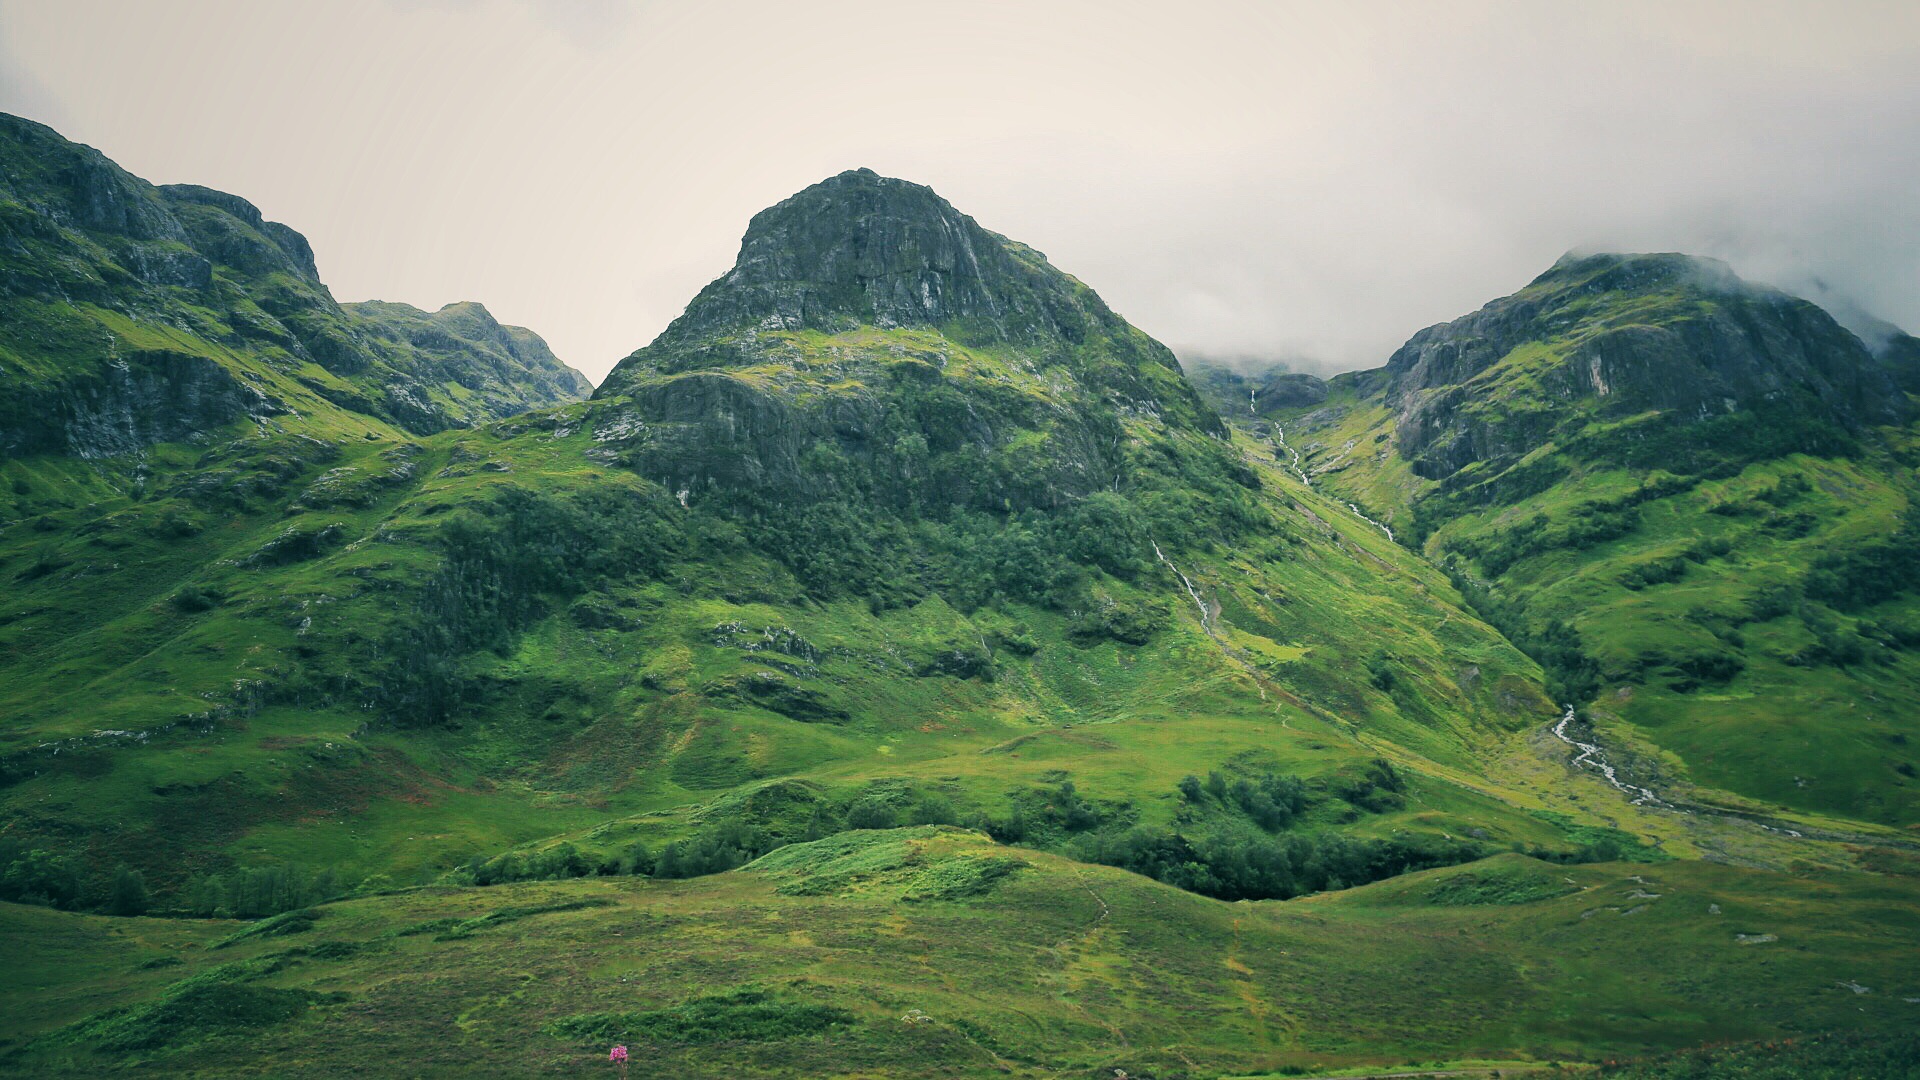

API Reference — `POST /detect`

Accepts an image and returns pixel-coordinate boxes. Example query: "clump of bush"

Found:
[547,989,854,1045]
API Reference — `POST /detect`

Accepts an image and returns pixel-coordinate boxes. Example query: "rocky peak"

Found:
[1383,251,1908,481]
[599,169,1219,437]
[160,183,320,280]
[0,112,183,243]
[656,168,1013,344]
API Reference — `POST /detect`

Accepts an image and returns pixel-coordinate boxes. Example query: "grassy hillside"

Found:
[1265,255,1920,827]
[0,164,1603,915]
[0,378,1578,903]
[6,128,1920,1079]
[4,829,1917,1077]
[0,112,589,457]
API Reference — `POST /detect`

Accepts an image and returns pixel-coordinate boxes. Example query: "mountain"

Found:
[344,298,593,416]
[1382,252,1904,484]
[592,168,1223,506]
[2,158,1565,895]
[1883,330,1920,392]
[1185,357,1331,421]
[5,127,1919,1078]
[0,112,588,457]
[1265,252,1920,825]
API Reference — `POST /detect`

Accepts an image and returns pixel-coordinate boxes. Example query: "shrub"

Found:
[547,989,854,1046]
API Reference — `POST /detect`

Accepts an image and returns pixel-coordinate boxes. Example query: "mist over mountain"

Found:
[5,2,1914,381]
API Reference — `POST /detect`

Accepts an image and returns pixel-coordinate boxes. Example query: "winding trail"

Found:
[1048,863,1130,1052]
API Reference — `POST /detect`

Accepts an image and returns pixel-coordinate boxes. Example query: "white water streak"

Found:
[1268,426,1393,540]
[1151,539,1213,635]
[1550,705,1664,806]
[1151,538,1264,701]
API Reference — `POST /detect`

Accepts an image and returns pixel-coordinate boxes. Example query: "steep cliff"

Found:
[591,168,1229,516]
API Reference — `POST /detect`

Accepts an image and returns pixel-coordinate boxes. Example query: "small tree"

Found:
[107,865,149,916]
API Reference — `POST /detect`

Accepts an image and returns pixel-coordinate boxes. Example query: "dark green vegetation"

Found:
[1594,1030,1920,1079]
[5,834,1920,1078]
[1265,252,1920,826]
[0,144,1559,910]
[3,117,1918,1077]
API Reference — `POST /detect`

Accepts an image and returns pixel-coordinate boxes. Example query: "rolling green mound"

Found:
[1262,253,1920,827]
[4,829,1917,1077]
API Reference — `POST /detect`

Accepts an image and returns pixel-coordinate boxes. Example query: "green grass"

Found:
[4,835,1917,1077]
[1264,277,1920,827]
[1593,1030,1920,1078]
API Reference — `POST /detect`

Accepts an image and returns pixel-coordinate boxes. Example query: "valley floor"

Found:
[4,827,1918,1078]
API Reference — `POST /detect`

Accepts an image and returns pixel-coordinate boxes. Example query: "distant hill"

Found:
[1183,357,1330,422]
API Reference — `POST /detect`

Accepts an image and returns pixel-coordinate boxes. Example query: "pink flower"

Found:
[609,1045,629,1063]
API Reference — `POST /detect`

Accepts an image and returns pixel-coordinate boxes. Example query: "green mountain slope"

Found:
[6,123,1919,1079]
[0,112,588,456]
[1265,253,1920,826]
[2,162,1579,902]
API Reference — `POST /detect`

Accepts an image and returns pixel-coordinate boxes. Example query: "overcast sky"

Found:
[3,1,1917,381]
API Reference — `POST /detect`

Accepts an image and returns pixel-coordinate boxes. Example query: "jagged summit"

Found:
[686,167,1011,339]
[596,170,1215,437]
[584,167,1229,511]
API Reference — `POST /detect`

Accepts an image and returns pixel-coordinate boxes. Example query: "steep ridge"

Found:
[1266,253,1920,825]
[0,112,589,455]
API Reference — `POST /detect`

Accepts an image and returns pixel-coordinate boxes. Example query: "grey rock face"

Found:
[680,168,1009,339]
[1256,372,1330,411]
[162,184,322,281]
[599,169,1219,436]
[0,114,184,243]
[587,168,1233,515]
[1876,332,1920,395]
[2,350,283,458]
